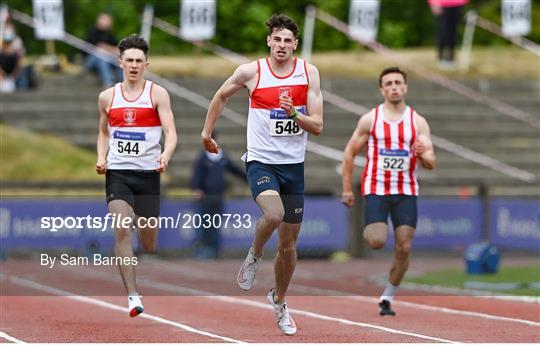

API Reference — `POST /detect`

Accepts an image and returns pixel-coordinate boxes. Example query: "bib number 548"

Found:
[273,120,301,136]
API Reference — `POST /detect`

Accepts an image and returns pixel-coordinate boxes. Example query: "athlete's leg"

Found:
[363,195,390,249]
[133,173,161,253]
[109,199,138,295]
[136,216,158,252]
[252,190,285,257]
[388,195,417,286]
[363,222,388,249]
[389,225,415,286]
[273,221,301,303]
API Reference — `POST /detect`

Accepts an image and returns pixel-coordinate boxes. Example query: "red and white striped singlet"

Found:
[361,104,419,196]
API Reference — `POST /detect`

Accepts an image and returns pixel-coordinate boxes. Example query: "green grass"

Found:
[407,266,540,296]
[0,124,101,182]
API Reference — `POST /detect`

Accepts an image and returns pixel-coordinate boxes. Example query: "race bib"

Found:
[269,108,304,137]
[112,131,146,157]
[377,148,410,172]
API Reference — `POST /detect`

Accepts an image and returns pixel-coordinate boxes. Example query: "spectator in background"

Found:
[429,0,469,69]
[191,131,247,260]
[0,25,19,93]
[0,20,35,92]
[85,12,122,87]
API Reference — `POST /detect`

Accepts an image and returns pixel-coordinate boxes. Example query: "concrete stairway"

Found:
[2,74,538,195]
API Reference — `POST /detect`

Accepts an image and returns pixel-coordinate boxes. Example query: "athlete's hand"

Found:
[202,135,220,154]
[279,95,295,117]
[341,194,355,208]
[156,153,171,173]
[96,160,107,175]
[412,134,429,156]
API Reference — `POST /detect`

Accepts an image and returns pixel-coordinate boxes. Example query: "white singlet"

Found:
[106,81,162,170]
[244,57,310,164]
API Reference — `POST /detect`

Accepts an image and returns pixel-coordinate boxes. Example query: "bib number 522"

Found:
[382,157,404,170]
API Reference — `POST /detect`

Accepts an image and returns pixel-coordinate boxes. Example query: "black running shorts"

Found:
[105,170,160,218]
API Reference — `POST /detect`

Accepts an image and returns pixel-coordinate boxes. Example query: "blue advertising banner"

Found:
[489,198,540,251]
[6,197,536,252]
[0,197,349,252]
[386,198,483,249]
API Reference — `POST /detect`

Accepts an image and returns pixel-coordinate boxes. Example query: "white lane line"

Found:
[346,296,540,327]
[211,295,460,343]
[147,260,540,327]
[0,331,26,343]
[66,267,461,343]
[4,275,246,344]
[399,282,540,303]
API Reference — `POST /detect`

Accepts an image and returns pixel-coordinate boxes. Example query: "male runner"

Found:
[95,34,177,317]
[341,67,436,316]
[201,14,323,335]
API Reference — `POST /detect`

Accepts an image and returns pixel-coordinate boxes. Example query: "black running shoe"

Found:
[379,300,396,316]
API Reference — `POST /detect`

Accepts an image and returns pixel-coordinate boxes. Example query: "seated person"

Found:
[85,12,122,87]
[0,27,21,93]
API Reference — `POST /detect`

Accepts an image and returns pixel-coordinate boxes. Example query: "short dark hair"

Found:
[379,67,407,87]
[266,14,299,38]
[118,34,149,57]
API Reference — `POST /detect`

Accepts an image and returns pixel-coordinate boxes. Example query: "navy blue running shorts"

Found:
[364,194,417,229]
[245,161,304,224]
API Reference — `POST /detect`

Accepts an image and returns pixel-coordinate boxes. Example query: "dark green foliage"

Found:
[5,0,539,55]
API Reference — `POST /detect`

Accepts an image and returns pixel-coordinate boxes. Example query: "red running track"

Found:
[1,258,539,343]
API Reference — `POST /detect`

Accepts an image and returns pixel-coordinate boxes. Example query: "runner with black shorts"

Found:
[341,67,436,316]
[95,34,177,317]
[201,14,323,335]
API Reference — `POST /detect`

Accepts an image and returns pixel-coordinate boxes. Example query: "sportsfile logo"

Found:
[257,176,270,185]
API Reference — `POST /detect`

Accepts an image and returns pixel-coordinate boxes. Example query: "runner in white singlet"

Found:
[341,67,436,317]
[201,14,324,336]
[96,34,177,318]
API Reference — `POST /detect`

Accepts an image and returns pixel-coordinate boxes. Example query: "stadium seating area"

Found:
[2,73,538,195]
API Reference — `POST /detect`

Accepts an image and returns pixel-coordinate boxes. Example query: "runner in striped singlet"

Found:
[341,67,436,317]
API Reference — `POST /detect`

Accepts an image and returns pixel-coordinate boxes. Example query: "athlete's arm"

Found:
[341,112,373,207]
[412,115,436,170]
[293,63,323,135]
[153,85,178,173]
[96,89,112,174]
[201,62,258,153]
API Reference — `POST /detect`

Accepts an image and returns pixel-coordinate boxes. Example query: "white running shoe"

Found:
[128,294,144,317]
[236,248,261,291]
[267,288,297,336]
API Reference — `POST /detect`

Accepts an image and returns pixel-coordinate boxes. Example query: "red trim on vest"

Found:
[249,60,262,103]
[120,80,147,102]
[107,86,115,115]
[369,106,380,195]
[304,60,310,85]
[150,82,156,110]
[409,107,417,195]
[265,57,297,79]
